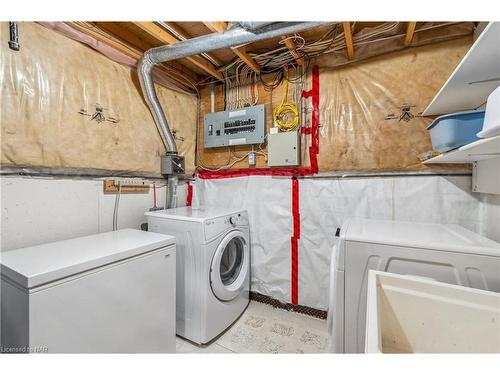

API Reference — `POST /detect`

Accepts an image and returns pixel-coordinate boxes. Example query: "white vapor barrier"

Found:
[193,176,293,303]
[1,177,188,251]
[193,175,495,310]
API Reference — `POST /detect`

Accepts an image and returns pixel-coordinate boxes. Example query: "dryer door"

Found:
[210,230,249,302]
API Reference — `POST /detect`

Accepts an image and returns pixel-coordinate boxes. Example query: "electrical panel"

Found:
[267,130,301,167]
[204,105,265,148]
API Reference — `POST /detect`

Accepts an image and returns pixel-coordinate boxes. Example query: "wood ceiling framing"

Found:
[65,21,476,91]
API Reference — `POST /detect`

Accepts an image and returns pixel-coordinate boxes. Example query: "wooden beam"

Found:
[134,22,224,81]
[405,22,417,46]
[70,22,142,59]
[343,22,354,60]
[203,21,261,73]
[203,21,229,33]
[67,22,198,91]
[90,22,199,84]
[231,45,261,73]
[161,22,224,66]
[281,35,304,66]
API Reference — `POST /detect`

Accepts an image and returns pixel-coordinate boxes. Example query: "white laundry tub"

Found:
[365,271,500,353]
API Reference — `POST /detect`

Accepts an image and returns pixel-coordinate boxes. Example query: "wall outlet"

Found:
[248,151,256,166]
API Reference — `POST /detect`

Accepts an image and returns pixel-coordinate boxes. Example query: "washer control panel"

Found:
[204,212,248,242]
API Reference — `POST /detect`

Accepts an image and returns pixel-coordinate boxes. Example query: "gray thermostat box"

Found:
[204,104,265,148]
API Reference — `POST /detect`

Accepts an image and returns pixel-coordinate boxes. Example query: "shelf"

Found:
[424,135,500,164]
[423,22,500,116]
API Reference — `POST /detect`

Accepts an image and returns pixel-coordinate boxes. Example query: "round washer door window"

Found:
[210,231,249,302]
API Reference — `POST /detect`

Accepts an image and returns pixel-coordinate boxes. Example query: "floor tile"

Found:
[175,301,329,354]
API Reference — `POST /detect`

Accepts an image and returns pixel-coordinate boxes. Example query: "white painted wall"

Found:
[481,193,500,242]
[0,177,188,251]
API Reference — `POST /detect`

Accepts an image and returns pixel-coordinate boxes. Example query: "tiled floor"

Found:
[175,301,330,353]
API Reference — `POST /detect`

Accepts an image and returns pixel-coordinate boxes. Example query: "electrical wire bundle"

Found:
[273,72,299,132]
[223,62,259,110]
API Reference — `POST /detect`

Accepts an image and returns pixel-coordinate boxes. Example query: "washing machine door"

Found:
[210,230,249,302]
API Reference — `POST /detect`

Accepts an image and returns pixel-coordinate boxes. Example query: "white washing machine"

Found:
[145,207,250,344]
[328,218,500,353]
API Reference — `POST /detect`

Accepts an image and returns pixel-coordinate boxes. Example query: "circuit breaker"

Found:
[204,105,265,148]
[267,130,301,167]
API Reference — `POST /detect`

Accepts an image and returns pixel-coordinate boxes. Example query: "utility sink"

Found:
[365,271,500,353]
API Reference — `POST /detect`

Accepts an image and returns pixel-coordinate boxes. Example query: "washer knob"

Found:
[229,216,237,225]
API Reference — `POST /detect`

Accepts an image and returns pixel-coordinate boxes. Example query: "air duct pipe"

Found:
[237,22,277,31]
[137,22,327,208]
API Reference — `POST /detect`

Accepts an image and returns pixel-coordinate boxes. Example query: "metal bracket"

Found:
[8,22,20,51]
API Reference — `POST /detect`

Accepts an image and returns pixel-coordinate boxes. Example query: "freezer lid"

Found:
[0,229,175,289]
[341,218,500,256]
[145,206,246,222]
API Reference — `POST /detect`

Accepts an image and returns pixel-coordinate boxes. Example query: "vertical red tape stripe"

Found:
[291,177,300,305]
[186,181,193,207]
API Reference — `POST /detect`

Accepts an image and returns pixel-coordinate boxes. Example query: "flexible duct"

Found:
[137,57,178,153]
[137,22,327,208]
[166,175,178,209]
[237,22,277,31]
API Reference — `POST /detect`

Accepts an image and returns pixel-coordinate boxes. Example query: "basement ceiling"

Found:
[63,21,476,92]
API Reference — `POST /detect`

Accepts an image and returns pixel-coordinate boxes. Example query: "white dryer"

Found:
[145,207,250,344]
[328,218,500,353]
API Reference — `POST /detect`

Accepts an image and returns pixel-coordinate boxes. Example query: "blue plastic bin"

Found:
[427,110,485,152]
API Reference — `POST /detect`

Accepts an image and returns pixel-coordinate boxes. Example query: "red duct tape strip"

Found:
[290,177,300,305]
[198,66,320,180]
[186,181,193,207]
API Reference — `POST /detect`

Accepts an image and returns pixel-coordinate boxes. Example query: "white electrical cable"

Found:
[112,181,122,231]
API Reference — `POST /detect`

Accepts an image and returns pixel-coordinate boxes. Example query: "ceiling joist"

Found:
[281,35,304,66]
[203,21,230,33]
[159,22,224,67]
[66,22,198,91]
[134,22,224,81]
[343,22,354,60]
[405,22,417,46]
[203,21,261,74]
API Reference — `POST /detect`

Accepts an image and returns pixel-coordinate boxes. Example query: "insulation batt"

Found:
[0,23,197,174]
[193,175,489,310]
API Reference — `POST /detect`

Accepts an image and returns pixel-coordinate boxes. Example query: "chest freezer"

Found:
[328,218,500,353]
[1,229,176,353]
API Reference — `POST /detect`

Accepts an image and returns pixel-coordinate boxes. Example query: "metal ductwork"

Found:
[137,21,327,207]
[237,22,277,31]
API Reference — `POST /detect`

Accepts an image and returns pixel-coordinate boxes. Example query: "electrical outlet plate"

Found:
[248,151,256,166]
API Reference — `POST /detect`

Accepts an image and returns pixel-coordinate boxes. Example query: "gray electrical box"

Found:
[267,130,301,167]
[161,154,185,175]
[204,105,265,148]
